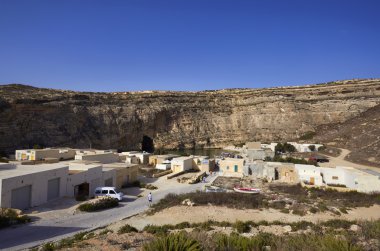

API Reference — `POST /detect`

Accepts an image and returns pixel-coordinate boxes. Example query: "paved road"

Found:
[0,175,217,251]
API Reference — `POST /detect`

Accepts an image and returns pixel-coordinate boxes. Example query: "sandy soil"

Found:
[113,204,380,231]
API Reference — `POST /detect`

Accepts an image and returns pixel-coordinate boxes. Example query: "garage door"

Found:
[11,185,32,210]
[47,178,60,201]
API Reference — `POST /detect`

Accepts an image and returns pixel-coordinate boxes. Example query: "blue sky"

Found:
[0,0,379,92]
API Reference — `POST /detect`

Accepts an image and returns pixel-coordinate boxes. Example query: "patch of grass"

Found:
[143,224,170,235]
[174,221,191,229]
[77,197,118,212]
[143,232,202,251]
[360,220,380,240]
[118,224,138,234]
[321,219,355,229]
[234,220,251,233]
[215,232,275,251]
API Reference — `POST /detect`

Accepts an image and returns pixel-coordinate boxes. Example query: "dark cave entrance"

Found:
[142,135,154,153]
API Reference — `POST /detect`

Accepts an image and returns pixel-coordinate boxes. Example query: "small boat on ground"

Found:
[233,187,261,194]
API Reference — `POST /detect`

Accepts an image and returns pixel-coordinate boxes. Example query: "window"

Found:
[95,189,101,194]
[109,190,116,194]
[332,176,339,180]
[234,165,238,172]
[101,190,108,194]
[226,166,229,170]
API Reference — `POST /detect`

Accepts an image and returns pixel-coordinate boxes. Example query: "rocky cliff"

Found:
[0,79,379,153]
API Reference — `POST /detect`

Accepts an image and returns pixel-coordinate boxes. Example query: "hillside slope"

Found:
[0,79,379,154]
[315,103,380,167]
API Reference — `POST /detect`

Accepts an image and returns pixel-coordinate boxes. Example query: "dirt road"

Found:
[320,148,380,172]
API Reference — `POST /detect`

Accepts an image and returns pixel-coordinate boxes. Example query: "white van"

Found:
[94,187,123,201]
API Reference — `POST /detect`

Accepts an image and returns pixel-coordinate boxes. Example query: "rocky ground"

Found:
[315,103,380,168]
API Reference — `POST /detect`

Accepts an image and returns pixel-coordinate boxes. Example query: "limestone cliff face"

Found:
[0,79,379,153]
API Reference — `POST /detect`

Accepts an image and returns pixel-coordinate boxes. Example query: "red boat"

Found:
[233,187,261,194]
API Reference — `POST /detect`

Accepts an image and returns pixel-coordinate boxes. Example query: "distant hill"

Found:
[0,79,379,155]
[315,103,380,167]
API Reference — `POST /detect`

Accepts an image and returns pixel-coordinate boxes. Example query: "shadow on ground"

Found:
[0,225,85,249]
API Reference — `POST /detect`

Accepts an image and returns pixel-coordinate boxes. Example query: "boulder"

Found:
[283,225,292,232]
[350,224,361,232]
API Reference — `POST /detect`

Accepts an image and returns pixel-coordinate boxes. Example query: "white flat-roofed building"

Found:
[15,148,76,161]
[171,156,194,173]
[0,163,68,210]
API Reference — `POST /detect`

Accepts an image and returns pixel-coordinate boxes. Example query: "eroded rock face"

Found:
[0,79,379,153]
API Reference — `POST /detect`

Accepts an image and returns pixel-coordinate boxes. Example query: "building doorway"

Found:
[74,182,89,198]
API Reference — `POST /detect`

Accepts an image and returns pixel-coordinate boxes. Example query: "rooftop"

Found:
[0,163,68,179]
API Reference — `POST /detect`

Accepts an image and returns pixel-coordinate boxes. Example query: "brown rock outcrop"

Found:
[0,79,379,153]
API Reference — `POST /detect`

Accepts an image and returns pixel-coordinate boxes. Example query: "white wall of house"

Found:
[156,163,171,170]
[75,152,120,164]
[295,164,323,185]
[171,157,193,173]
[320,167,346,186]
[102,168,117,187]
[66,166,103,197]
[0,165,68,209]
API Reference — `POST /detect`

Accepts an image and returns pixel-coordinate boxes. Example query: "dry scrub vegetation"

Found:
[35,219,380,251]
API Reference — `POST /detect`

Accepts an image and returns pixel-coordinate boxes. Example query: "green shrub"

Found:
[318,203,329,212]
[278,233,361,251]
[309,207,319,214]
[77,197,118,212]
[234,220,251,233]
[269,200,286,210]
[99,229,113,235]
[143,232,202,251]
[322,219,355,229]
[143,224,170,235]
[0,209,31,229]
[175,222,191,229]
[215,232,275,250]
[118,224,138,234]
[290,221,314,231]
[360,220,380,239]
[339,207,348,214]
[41,242,55,251]
[299,131,316,140]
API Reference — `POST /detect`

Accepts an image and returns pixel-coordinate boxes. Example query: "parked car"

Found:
[309,155,329,163]
[94,186,124,201]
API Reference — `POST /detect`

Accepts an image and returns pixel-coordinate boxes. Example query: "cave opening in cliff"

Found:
[142,135,154,153]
